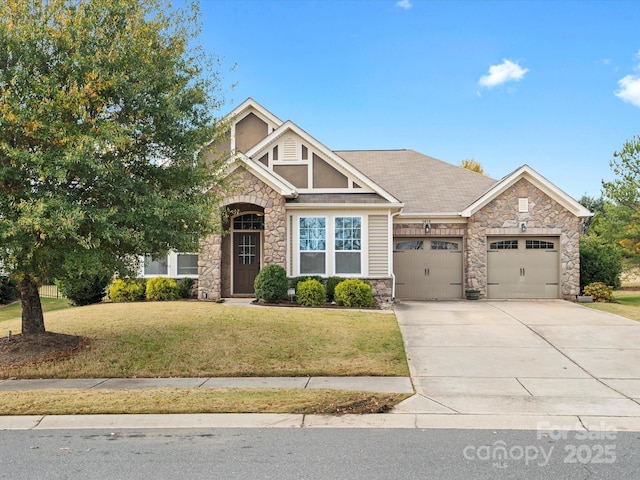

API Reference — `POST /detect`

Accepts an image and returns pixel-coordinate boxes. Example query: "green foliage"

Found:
[296,279,326,307]
[145,277,180,301]
[334,279,373,308]
[580,236,622,290]
[108,278,146,303]
[177,277,196,299]
[583,282,614,302]
[289,276,323,291]
[601,136,640,256]
[55,271,111,306]
[0,276,18,305]
[326,276,346,302]
[0,0,226,332]
[254,265,287,303]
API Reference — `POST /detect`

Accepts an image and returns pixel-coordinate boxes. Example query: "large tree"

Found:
[0,0,226,334]
[601,136,640,256]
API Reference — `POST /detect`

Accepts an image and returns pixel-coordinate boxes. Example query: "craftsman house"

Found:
[143,98,591,304]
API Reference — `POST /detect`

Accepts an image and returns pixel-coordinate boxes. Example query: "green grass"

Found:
[0,388,411,415]
[0,297,72,323]
[0,301,409,379]
[585,290,640,322]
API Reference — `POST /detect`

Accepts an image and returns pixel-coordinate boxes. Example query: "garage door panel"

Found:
[487,237,559,299]
[394,238,463,300]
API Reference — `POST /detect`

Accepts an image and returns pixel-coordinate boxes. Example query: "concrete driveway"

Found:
[392,300,640,423]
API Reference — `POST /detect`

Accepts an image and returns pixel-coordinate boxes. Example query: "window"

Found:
[299,217,326,274]
[431,240,459,250]
[177,254,198,275]
[233,213,264,230]
[335,217,361,274]
[395,240,424,251]
[489,240,518,250]
[526,240,555,250]
[144,255,168,275]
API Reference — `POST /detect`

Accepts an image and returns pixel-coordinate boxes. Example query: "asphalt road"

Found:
[1,428,639,479]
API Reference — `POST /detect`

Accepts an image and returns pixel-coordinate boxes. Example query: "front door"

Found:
[233,232,261,294]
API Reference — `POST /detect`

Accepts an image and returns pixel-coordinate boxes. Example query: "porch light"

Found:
[424,220,431,234]
[521,222,526,232]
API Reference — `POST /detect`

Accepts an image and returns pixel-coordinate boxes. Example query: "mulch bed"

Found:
[0,332,88,370]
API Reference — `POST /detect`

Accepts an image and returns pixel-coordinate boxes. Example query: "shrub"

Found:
[55,272,111,306]
[108,278,146,302]
[583,282,614,302]
[334,278,373,308]
[0,276,18,305]
[296,278,326,307]
[254,264,287,303]
[289,275,323,291]
[326,276,346,302]
[177,277,196,299]
[146,277,180,301]
[580,236,622,290]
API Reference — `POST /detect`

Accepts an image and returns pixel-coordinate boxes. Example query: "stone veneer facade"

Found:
[198,168,287,300]
[465,178,581,299]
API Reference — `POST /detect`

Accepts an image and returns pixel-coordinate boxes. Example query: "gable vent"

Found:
[283,137,297,160]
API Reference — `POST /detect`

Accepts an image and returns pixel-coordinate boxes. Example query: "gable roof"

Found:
[337,149,498,216]
[460,164,592,218]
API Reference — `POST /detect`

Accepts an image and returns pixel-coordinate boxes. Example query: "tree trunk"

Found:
[19,275,46,334]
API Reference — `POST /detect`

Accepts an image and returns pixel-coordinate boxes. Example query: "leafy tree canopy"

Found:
[460,158,485,175]
[0,0,227,333]
[601,136,640,257]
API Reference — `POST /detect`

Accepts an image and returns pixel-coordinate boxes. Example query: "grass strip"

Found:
[0,388,411,415]
[585,290,640,322]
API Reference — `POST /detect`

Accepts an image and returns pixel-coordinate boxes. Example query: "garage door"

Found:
[487,237,559,299]
[394,238,463,299]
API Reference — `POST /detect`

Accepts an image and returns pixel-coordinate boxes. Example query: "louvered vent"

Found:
[283,137,297,160]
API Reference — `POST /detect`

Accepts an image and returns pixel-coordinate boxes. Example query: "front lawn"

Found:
[584,290,640,322]
[0,301,409,379]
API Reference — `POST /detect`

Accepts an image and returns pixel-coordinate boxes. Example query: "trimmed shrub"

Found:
[55,272,111,306]
[108,278,146,302]
[289,275,323,292]
[580,236,622,290]
[177,277,196,299]
[0,276,18,305]
[583,282,614,302]
[296,278,326,307]
[146,277,180,301]
[326,276,346,302]
[334,278,373,308]
[254,264,287,303]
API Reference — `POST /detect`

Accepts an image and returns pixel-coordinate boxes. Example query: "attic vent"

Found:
[283,137,297,160]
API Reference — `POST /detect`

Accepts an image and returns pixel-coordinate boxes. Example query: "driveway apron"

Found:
[393,300,640,417]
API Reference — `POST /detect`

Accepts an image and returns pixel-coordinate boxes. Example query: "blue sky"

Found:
[197,0,640,200]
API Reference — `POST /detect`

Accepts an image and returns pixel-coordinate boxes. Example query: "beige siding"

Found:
[235,113,268,153]
[368,215,389,276]
[313,154,349,188]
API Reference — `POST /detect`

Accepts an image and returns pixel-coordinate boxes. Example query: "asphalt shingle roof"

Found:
[336,149,499,214]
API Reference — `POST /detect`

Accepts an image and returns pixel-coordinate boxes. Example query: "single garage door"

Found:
[487,237,559,299]
[394,238,463,299]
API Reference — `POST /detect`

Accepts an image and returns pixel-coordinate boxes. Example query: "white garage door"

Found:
[394,238,463,300]
[487,237,559,299]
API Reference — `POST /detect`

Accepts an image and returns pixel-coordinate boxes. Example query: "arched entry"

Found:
[231,212,264,295]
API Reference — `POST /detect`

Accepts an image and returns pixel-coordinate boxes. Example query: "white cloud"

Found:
[396,0,413,9]
[478,59,529,89]
[615,75,640,107]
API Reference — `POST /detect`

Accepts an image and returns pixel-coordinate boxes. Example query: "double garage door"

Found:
[394,238,463,300]
[393,236,560,300]
[487,236,559,299]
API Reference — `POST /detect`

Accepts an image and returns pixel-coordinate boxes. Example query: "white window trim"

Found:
[293,213,368,277]
[141,251,199,278]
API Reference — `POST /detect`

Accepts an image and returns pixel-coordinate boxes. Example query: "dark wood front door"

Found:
[233,232,261,294]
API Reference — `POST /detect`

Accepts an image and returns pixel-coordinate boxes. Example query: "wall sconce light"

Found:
[424,220,431,234]
[520,222,527,232]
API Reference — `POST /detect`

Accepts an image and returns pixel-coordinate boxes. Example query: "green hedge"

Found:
[254,264,287,303]
[334,278,373,308]
[296,278,326,306]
